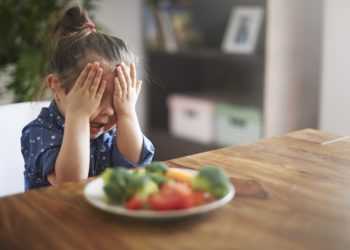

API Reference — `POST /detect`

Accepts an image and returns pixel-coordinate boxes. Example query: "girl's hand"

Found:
[113,62,143,163]
[48,62,106,185]
[113,62,142,119]
[63,62,106,119]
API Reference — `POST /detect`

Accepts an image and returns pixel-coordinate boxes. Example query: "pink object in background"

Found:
[167,94,214,145]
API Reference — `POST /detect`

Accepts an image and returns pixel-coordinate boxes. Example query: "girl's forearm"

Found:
[116,112,143,163]
[49,114,90,184]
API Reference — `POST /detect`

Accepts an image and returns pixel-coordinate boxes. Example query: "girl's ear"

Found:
[47,74,64,102]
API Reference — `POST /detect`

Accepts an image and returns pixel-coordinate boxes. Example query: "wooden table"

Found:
[1,129,350,250]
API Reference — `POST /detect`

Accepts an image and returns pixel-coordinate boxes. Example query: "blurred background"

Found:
[0,0,349,161]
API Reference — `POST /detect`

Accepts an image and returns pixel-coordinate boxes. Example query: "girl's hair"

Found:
[38,6,135,98]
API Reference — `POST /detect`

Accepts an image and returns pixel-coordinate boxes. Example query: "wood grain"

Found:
[1,129,350,250]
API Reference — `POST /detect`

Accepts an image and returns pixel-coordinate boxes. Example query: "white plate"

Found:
[84,168,235,219]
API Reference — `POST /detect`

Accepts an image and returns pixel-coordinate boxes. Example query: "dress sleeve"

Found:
[111,133,155,168]
[21,126,62,180]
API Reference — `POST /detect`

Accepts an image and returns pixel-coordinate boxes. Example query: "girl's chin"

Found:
[90,127,103,139]
[89,124,115,139]
[90,133,101,139]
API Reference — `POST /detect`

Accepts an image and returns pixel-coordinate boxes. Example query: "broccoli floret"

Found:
[148,172,168,186]
[102,167,133,203]
[191,166,230,198]
[128,175,159,203]
[132,168,146,178]
[129,175,158,196]
[102,167,159,204]
[131,168,168,187]
[145,161,169,175]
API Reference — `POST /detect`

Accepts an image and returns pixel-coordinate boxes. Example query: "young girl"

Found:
[21,6,154,190]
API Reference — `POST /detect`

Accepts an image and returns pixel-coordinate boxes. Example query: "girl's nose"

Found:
[99,104,114,117]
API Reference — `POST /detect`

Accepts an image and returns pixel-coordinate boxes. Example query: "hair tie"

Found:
[84,22,96,32]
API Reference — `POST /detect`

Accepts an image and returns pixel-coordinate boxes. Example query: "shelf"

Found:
[147,129,217,161]
[144,0,267,156]
[148,49,265,64]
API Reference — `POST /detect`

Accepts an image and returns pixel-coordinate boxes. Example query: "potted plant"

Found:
[0,0,98,102]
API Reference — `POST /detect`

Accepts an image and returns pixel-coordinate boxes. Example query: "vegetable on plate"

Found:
[101,161,230,211]
[191,166,230,198]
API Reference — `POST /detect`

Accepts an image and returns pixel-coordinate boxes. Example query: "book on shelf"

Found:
[170,1,204,49]
[143,0,204,52]
[155,0,179,52]
[143,2,159,50]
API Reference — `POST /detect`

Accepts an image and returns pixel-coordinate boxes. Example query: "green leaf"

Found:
[0,0,99,102]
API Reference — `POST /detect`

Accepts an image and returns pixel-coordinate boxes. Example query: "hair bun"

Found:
[52,6,91,42]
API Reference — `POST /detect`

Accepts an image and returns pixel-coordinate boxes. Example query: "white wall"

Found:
[264,0,323,137]
[319,0,350,136]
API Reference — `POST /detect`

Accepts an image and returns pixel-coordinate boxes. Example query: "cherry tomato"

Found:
[148,181,193,210]
[125,195,143,210]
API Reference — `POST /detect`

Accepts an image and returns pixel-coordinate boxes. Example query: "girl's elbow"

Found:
[47,170,86,185]
[47,171,59,185]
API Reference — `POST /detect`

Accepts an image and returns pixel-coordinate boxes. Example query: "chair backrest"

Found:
[0,101,50,197]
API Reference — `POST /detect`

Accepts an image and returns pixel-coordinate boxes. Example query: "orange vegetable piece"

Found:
[165,168,195,184]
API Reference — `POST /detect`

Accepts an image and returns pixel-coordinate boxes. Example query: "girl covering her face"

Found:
[21,6,154,190]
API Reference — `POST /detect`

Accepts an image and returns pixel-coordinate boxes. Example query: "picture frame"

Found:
[221,6,264,54]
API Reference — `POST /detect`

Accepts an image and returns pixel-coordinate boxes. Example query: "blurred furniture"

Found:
[143,0,266,160]
[1,129,350,250]
[0,101,50,197]
[143,0,323,160]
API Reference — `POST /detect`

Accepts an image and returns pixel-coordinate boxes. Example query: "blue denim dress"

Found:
[21,101,154,191]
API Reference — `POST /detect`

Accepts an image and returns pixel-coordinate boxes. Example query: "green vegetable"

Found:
[191,166,230,198]
[145,161,169,175]
[102,167,134,203]
[132,169,146,178]
[102,167,160,204]
[129,175,159,196]
[148,172,168,186]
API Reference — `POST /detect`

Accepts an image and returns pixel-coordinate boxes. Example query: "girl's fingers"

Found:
[90,67,103,94]
[116,66,127,95]
[83,62,99,90]
[74,63,92,89]
[130,63,136,88]
[135,80,142,96]
[120,63,131,90]
[114,77,122,97]
[96,80,106,100]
